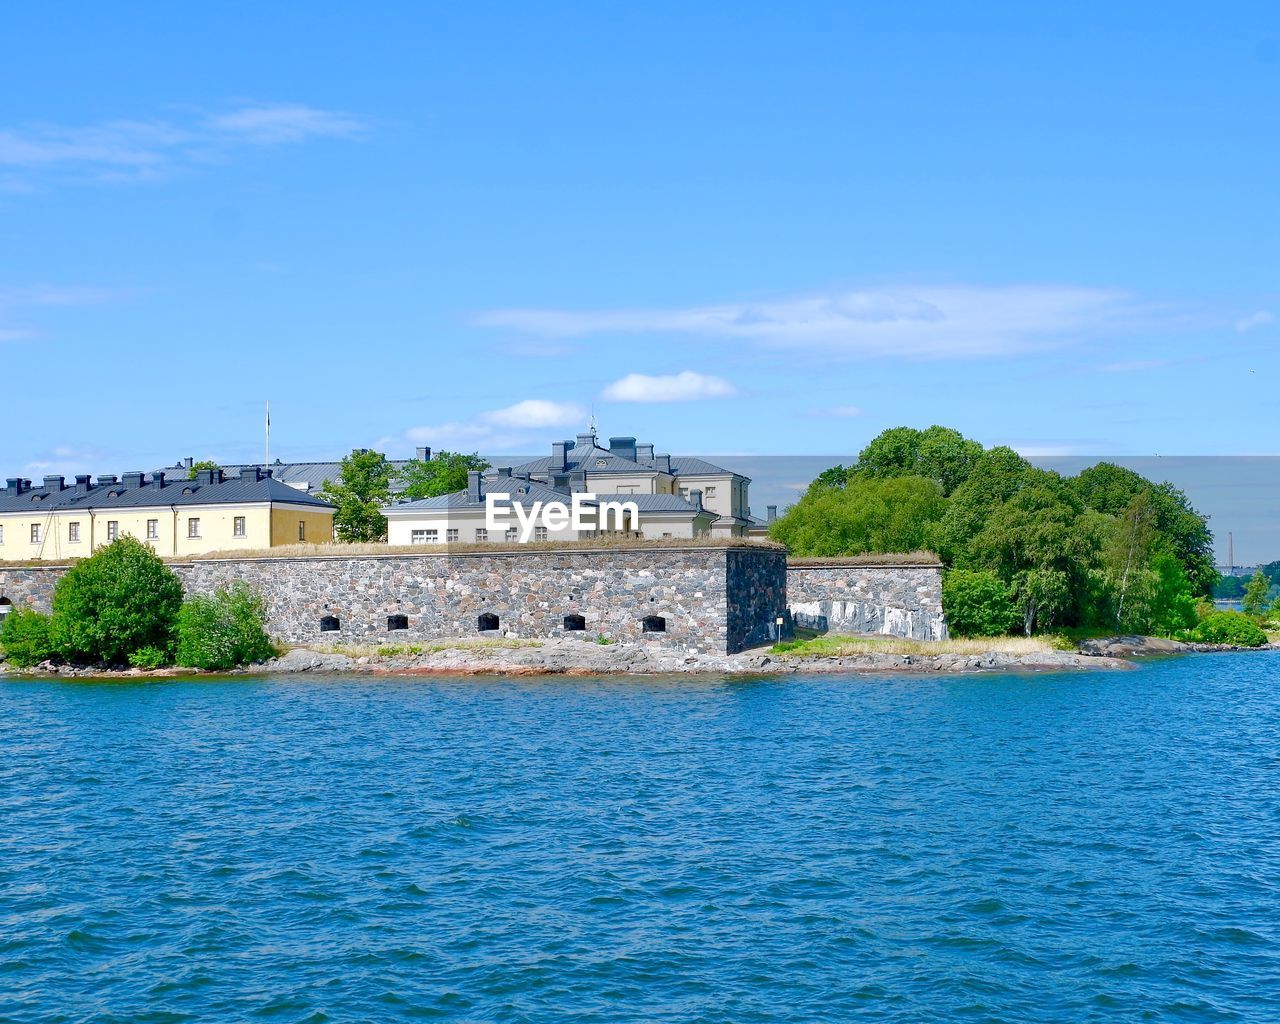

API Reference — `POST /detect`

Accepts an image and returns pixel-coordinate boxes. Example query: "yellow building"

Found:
[0,467,335,562]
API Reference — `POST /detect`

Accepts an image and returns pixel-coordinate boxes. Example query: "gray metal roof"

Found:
[0,473,335,513]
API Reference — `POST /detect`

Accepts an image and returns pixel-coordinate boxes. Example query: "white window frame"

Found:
[446,528,459,543]
[69,522,80,543]
[475,528,488,542]
[410,529,427,544]
[425,529,439,543]
[187,518,200,539]
[233,516,246,538]
[298,521,306,542]
[146,519,159,540]
[505,527,518,542]
[31,523,42,544]
[107,521,119,541]
[534,526,549,542]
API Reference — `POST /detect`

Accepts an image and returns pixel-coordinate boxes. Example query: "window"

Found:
[680,488,689,498]
[187,518,200,538]
[147,519,158,540]
[411,529,427,544]
[662,532,673,539]
[505,527,518,542]
[477,613,500,632]
[642,615,667,633]
[475,528,488,542]
[106,521,119,541]
[298,521,306,542]
[534,526,548,542]
[563,613,586,631]
[30,524,41,544]
[319,615,340,632]
[425,529,439,543]
[446,529,459,543]
[704,486,716,498]
[233,516,246,538]
[0,524,4,544]
[387,614,409,631]
[68,522,80,543]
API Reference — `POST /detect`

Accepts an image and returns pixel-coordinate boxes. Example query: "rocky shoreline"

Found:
[4,634,1274,680]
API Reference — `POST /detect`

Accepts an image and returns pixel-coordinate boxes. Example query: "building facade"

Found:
[0,468,335,561]
[382,430,757,544]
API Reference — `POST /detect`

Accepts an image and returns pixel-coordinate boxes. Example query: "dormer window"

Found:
[596,459,607,467]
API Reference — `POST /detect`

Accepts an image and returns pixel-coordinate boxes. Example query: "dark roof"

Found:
[0,473,334,513]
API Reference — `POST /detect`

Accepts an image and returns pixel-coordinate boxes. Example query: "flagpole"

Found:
[265,400,271,470]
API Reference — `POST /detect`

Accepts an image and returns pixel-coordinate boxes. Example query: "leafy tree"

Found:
[320,449,393,543]
[187,459,221,480]
[941,569,1019,637]
[851,425,984,496]
[935,447,1035,561]
[1194,611,1267,647]
[1147,552,1199,635]
[50,537,184,664]
[1214,576,1246,600]
[770,475,947,556]
[1243,570,1271,616]
[396,450,490,500]
[809,464,851,492]
[176,583,274,670]
[0,608,56,667]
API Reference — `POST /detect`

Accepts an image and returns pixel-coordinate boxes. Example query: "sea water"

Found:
[2,656,1278,1022]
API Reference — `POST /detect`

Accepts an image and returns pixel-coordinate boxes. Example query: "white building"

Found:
[383,430,769,544]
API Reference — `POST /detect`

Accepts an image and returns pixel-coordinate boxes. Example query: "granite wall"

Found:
[786,562,948,641]
[0,546,788,655]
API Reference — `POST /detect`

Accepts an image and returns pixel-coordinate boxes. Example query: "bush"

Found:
[127,645,169,670]
[1193,611,1268,648]
[0,608,56,667]
[175,583,274,670]
[51,537,183,665]
[942,569,1020,637]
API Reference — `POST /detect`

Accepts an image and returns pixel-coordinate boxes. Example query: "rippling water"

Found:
[3,655,1280,1022]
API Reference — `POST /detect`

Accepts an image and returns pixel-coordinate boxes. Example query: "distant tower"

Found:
[1228,532,1234,575]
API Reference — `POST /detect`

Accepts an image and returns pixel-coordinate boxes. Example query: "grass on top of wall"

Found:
[785,551,942,567]
[169,535,784,562]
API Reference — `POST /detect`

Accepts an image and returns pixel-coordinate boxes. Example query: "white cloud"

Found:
[601,370,736,402]
[388,399,586,453]
[809,404,864,418]
[477,284,1166,361]
[1236,310,1275,333]
[0,284,135,343]
[0,102,367,187]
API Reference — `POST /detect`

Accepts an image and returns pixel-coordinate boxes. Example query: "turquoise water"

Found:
[2,657,1279,1022]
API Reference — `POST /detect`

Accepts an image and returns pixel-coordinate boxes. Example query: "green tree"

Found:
[851,425,984,496]
[320,448,393,543]
[1214,576,1246,600]
[1147,552,1198,635]
[1194,611,1268,647]
[50,537,184,664]
[396,451,490,500]
[176,583,274,670]
[1243,570,1271,616]
[770,475,946,556]
[941,569,1020,637]
[187,459,221,480]
[935,447,1035,561]
[0,608,56,667]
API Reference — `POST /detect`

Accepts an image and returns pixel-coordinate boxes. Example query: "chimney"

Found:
[609,437,637,462]
[194,469,221,485]
[183,457,194,470]
[576,430,597,449]
[43,475,65,492]
[4,478,22,496]
[416,446,431,462]
[690,488,704,511]
[636,442,654,463]
[551,441,568,470]
[467,470,483,503]
[97,475,119,487]
[74,474,92,493]
[654,454,671,474]
[767,505,777,522]
[570,470,587,493]
[497,466,512,477]
[121,472,144,489]
[151,472,166,489]
[242,466,262,483]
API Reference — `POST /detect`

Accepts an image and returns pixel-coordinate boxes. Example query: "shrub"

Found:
[942,569,1020,637]
[0,608,56,667]
[175,583,274,670]
[50,537,183,665]
[127,645,169,670]
[1193,611,1268,648]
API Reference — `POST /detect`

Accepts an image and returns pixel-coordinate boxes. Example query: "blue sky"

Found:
[2,2,1279,479]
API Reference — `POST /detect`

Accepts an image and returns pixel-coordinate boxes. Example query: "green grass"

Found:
[311,637,543,659]
[769,633,1059,658]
